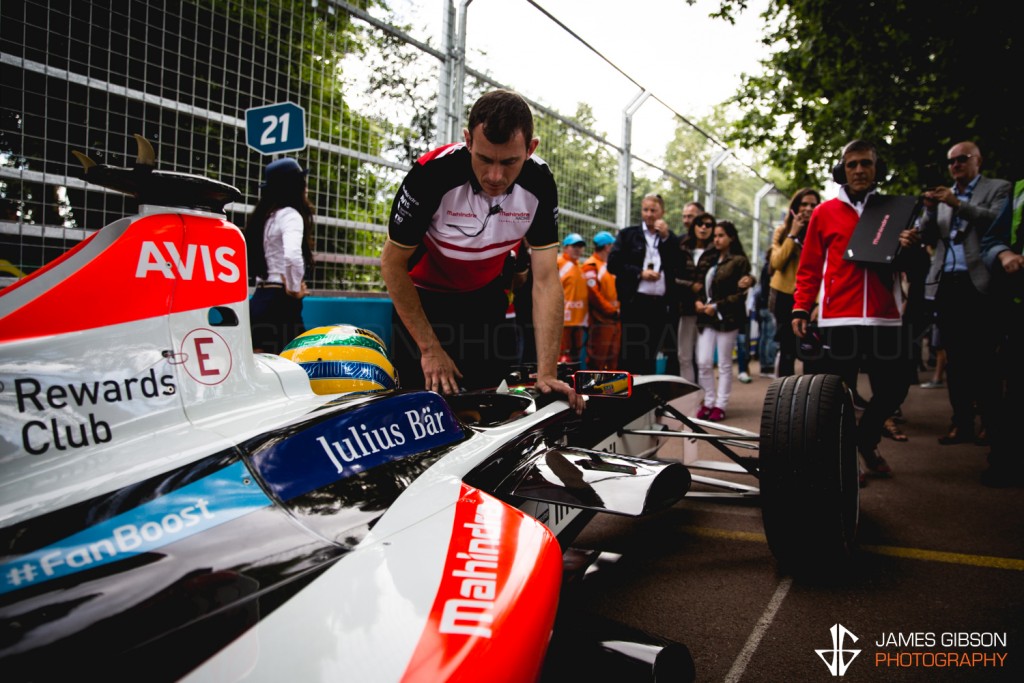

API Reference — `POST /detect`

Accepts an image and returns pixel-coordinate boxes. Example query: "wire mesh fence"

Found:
[1,0,784,293]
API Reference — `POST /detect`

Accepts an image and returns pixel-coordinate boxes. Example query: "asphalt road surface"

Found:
[553,361,1023,682]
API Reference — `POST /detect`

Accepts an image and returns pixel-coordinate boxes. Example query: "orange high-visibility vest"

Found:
[582,253,619,322]
[558,252,589,327]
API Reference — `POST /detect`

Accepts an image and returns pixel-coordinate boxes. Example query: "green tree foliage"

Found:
[537,104,619,235]
[665,104,769,255]
[710,1,1020,194]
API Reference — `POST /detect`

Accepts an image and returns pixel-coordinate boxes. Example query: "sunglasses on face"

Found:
[844,159,874,169]
[947,154,974,166]
[799,200,818,208]
[698,222,714,228]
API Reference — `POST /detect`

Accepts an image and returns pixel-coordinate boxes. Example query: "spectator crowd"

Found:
[371,89,1022,489]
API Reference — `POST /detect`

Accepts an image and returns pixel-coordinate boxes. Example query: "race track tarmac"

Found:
[551,361,1023,682]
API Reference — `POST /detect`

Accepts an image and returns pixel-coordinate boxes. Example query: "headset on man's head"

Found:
[831,139,889,185]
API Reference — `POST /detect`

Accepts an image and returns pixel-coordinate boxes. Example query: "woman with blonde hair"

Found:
[769,187,821,376]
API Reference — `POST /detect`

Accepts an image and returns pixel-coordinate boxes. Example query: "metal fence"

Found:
[0,0,785,294]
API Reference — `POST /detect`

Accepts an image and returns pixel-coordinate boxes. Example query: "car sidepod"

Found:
[179,484,562,683]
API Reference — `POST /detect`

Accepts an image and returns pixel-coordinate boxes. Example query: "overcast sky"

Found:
[392,0,772,159]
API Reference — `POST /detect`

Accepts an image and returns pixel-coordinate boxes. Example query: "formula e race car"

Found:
[0,138,859,682]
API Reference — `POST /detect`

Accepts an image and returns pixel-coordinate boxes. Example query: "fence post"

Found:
[449,0,475,144]
[436,1,457,144]
[705,148,731,216]
[752,182,775,269]
[616,89,650,229]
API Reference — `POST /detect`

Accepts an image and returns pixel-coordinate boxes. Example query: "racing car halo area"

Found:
[0,137,859,681]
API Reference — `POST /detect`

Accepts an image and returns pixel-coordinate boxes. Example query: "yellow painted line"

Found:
[680,525,766,543]
[859,544,1024,571]
[679,525,1024,571]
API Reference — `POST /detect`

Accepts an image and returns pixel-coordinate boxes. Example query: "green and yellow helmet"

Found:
[281,325,398,395]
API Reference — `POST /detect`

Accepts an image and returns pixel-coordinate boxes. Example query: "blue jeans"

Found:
[756,307,778,369]
[736,316,751,373]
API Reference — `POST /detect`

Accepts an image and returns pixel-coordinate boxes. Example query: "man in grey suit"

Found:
[921,141,1011,446]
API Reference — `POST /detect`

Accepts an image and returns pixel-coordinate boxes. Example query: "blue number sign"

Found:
[245,102,306,155]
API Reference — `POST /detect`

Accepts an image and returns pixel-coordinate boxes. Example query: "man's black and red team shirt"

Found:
[387,142,559,292]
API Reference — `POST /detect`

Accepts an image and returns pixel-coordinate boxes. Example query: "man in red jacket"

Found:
[792,139,922,481]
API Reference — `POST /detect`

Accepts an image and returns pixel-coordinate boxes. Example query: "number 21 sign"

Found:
[245,102,306,155]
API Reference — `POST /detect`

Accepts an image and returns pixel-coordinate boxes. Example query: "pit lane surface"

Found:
[555,365,1023,682]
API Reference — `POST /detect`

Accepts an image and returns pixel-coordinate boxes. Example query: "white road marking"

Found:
[722,577,793,683]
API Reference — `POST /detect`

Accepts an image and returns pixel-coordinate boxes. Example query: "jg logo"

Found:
[816,623,861,676]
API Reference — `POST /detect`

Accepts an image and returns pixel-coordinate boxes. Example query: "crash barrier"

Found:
[295,296,674,376]
[263,293,688,378]
[298,296,394,350]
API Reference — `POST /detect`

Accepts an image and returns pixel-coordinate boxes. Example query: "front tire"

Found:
[759,374,859,577]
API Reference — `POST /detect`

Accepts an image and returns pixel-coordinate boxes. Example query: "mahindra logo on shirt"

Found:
[136,241,241,282]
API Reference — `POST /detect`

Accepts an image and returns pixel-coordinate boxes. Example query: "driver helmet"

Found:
[281,324,399,395]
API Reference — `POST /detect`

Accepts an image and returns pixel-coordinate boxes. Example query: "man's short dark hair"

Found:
[467,89,534,148]
[842,139,879,161]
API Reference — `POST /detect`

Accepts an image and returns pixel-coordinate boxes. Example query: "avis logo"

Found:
[816,623,861,676]
[136,241,241,282]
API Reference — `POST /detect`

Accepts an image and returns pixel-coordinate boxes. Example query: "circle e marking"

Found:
[180,328,232,385]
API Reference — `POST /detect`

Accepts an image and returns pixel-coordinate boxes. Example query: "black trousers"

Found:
[989,297,1022,472]
[809,325,914,453]
[619,293,672,375]
[770,289,798,377]
[392,280,519,391]
[936,273,1000,435]
[249,287,305,354]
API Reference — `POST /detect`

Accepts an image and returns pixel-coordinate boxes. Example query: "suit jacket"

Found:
[922,175,1012,299]
[607,224,681,308]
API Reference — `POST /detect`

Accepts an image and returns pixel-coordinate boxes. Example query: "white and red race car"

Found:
[0,138,859,682]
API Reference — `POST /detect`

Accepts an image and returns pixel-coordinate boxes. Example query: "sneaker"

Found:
[919,380,944,389]
[860,447,893,477]
[696,405,712,420]
[738,372,752,384]
[708,407,726,421]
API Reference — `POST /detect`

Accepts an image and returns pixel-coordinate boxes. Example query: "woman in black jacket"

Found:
[694,220,752,421]
[675,212,715,383]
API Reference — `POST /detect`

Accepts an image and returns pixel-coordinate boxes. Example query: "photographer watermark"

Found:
[815,624,1010,676]
[873,631,1008,669]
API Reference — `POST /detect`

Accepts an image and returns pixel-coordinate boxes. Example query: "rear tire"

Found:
[759,374,859,577]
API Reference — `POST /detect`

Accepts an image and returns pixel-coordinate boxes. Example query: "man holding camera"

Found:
[921,141,1011,446]
[607,193,681,374]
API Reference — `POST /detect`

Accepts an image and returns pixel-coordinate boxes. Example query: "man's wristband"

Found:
[792,309,810,322]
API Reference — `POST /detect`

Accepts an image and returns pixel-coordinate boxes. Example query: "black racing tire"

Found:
[759,373,859,577]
